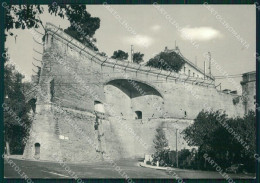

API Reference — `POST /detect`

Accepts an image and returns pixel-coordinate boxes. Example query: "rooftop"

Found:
[164,46,215,81]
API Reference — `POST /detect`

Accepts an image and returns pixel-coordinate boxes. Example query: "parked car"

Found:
[225,164,245,174]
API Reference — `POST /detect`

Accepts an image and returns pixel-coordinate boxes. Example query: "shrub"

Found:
[146,51,185,72]
[146,161,151,165]
[232,97,240,105]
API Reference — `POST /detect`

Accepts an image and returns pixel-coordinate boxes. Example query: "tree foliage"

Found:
[177,149,197,169]
[3,4,102,154]
[133,52,144,64]
[182,110,256,172]
[4,54,32,154]
[4,4,100,50]
[152,127,170,166]
[48,5,100,51]
[146,51,185,72]
[4,4,44,31]
[111,50,129,60]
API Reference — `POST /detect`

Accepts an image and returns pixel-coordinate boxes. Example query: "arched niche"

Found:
[104,79,164,119]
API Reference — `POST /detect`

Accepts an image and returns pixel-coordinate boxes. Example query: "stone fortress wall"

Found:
[23,23,255,162]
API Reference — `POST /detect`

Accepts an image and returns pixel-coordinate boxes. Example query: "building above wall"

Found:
[241,71,256,114]
[164,46,215,81]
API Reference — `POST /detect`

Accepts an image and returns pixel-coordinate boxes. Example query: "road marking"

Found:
[41,170,71,178]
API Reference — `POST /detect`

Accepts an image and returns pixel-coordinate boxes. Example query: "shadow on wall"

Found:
[104,79,164,119]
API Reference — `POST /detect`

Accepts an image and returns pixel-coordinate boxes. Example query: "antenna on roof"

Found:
[204,61,206,80]
[175,40,177,49]
[131,45,134,63]
[208,52,211,77]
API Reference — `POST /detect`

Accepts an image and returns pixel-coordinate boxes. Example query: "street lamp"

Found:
[176,128,178,168]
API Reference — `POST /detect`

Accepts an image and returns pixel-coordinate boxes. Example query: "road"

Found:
[4,157,255,179]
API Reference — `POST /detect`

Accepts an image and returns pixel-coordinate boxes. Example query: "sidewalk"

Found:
[139,162,175,171]
[3,155,55,163]
[3,155,24,160]
[3,154,112,166]
[139,162,256,179]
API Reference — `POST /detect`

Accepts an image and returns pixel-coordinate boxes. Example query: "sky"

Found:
[5,5,256,93]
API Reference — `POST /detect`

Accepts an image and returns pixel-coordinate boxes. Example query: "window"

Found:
[188,70,190,76]
[184,67,186,73]
[94,101,105,113]
[135,111,142,119]
[193,73,195,77]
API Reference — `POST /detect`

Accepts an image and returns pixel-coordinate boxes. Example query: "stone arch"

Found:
[104,79,164,119]
[104,78,164,99]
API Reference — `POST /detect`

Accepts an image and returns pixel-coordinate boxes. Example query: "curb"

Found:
[139,162,175,171]
[4,155,104,165]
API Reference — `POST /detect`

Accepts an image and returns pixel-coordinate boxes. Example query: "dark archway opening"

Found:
[135,111,142,119]
[34,143,40,159]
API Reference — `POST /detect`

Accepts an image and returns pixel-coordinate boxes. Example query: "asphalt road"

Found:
[4,157,256,179]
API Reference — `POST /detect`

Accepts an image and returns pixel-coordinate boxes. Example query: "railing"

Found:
[44,23,216,88]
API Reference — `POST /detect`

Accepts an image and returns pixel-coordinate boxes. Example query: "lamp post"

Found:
[176,128,178,168]
[131,45,134,62]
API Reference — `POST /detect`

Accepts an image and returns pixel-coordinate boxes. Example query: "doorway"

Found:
[34,143,40,159]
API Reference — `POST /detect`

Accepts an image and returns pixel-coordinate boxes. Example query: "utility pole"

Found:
[131,45,134,62]
[176,129,178,168]
[208,52,211,78]
[204,61,206,80]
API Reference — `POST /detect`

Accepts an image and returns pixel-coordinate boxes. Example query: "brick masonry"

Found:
[23,23,255,162]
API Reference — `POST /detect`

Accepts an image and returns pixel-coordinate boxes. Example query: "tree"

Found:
[111,50,128,60]
[99,52,107,57]
[4,56,32,155]
[178,149,192,168]
[182,110,232,169]
[4,4,44,31]
[182,110,227,149]
[152,127,170,166]
[227,111,256,172]
[58,5,100,51]
[146,51,185,72]
[3,4,101,154]
[133,52,144,64]
[4,4,100,50]
[182,110,256,172]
